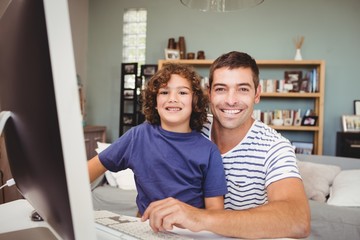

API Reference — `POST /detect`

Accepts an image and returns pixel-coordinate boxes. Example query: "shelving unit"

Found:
[119,63,158,136]
[119,63,138,136]
[158,59,325,155]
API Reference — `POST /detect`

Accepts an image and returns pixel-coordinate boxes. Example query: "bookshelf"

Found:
[158,59,325,155]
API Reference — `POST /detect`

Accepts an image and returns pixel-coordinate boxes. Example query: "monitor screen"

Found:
[0,0,96,239]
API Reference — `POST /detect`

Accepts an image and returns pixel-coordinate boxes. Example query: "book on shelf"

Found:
[260,79,287,93]
[253,109,302,126]
[261,68,319,94]
[292,141,313,155]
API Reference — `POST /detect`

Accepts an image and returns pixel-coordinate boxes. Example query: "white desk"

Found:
[0,200,121,240]
[0,200,294,240]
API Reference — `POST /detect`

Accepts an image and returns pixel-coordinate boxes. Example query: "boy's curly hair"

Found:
[141,63,208,132]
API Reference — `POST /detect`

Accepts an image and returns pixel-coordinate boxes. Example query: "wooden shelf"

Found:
[261,92,321,98]
[158,59,325,155]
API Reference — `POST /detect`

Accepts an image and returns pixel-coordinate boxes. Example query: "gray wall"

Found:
[86,0,360,156]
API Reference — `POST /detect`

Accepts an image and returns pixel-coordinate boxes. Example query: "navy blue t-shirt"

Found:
[98,122,227,214]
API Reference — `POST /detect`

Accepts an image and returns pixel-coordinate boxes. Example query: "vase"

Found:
[167,38,176,49]
[178,36,186,59]
[294,48,302,60]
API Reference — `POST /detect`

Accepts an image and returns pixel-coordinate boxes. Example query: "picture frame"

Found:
[165,48,180,60]
[123,89,134,99]
[122,62,137,75]
[284,71,302,92]
[342,115,360,132]
[299,79,309,92]
[301,115,318,126]
[354,100,360,115]
[123,114,134,125]
[141,64,158,76]
[124,75,135,89]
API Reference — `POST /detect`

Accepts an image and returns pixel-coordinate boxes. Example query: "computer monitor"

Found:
[0,0,96,239]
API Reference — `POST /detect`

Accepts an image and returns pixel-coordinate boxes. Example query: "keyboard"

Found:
[94,210,194,240]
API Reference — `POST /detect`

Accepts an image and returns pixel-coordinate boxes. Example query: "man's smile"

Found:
[221,109,242,114]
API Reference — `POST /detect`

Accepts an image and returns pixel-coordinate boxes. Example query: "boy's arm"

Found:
[87,155,107,183]
[204,196,224,210]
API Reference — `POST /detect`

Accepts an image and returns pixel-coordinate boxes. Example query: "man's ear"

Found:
[254,84,261,104]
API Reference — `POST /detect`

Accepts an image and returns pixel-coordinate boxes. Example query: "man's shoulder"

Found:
[200,114,213,139]
[251,120,287,140]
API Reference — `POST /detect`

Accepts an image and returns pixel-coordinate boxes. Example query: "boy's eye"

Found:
[159,90,168,95]
[179,91,189,95]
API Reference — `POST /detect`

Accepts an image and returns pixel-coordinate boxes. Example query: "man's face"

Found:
[209,67,260,131]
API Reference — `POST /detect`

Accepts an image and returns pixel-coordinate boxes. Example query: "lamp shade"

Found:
[180,0,264,12]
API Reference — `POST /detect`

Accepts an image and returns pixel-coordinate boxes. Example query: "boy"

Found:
[88,63,227,215]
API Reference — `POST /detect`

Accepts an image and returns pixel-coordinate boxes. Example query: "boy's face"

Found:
[209,67,261,131]
[156,74,193,132]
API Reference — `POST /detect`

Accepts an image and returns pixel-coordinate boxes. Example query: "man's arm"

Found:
[142,178,310,239]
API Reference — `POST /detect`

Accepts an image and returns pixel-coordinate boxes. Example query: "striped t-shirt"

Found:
[201,115,301,210]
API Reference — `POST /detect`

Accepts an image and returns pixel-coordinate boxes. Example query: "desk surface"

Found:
[0,200,294,240]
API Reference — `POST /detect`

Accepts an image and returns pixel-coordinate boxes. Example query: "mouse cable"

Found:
[0,178,16,190]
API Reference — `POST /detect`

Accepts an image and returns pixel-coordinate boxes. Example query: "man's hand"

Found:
[141,197,205,233]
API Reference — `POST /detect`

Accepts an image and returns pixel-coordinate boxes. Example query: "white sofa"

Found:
[91,154,360,240]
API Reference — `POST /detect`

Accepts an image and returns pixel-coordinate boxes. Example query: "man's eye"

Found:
[214,88,225,92]
[239,87,249,92]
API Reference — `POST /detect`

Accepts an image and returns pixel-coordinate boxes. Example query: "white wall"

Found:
[68,0,89,88]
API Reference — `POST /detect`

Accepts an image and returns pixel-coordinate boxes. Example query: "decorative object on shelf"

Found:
[197,50,205,59]
[301,116,318,126]
[342,115,360,132]
[272,119,284,126]
[301,109,318,126]
[284,70,302,92]
[187,52,195,59]
[167,38,176,49]
[141,64,158,76]
[178,36,186,59]
[354,100,360,115]
[293,35,304,60]
[180,0,264,12]
[165,48,180,60]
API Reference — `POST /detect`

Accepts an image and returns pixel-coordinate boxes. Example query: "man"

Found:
[141,51,310,239]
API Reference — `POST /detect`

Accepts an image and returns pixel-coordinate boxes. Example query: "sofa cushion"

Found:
[92,185,138,217]
[327,169,360,207]
[309,200,360,240]
[297,160,341,202]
